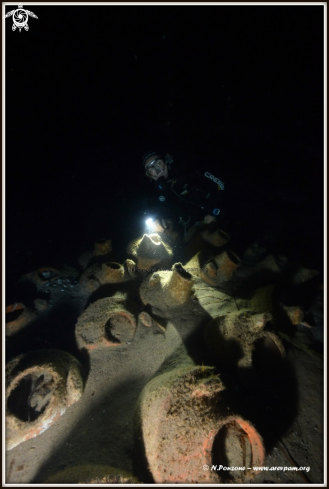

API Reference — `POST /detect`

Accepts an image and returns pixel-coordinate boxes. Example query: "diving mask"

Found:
[145,157,166,177]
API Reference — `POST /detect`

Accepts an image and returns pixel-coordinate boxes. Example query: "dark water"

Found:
[5,5,324,297]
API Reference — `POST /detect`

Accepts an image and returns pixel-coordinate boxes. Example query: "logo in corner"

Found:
[4,3,38,32]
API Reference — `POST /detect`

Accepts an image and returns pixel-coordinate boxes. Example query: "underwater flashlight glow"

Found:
[146,218,153,227]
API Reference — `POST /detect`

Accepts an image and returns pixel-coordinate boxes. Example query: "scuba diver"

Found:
[142,150,226,243]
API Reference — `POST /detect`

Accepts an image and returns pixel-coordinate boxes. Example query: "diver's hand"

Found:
[204,214,217,224]
[152,219,165,233]
[151,219,174,233]
[162,218,173,231]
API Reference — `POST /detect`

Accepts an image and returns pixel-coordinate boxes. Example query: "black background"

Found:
[5,4,324,292]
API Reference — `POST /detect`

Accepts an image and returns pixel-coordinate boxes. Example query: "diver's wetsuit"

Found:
[147,152,226,225]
